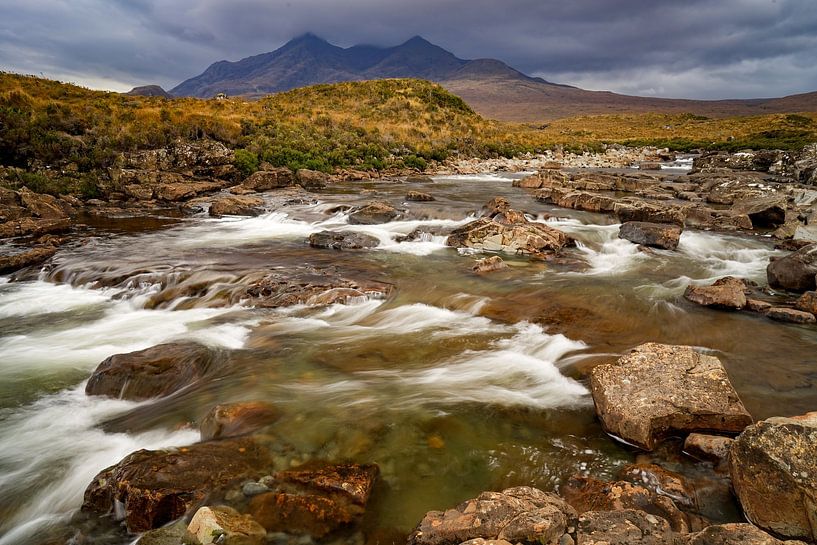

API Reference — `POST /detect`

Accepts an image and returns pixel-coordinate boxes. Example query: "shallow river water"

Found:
[1,172,815,544]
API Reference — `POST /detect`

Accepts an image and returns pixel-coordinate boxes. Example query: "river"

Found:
[1,171,815,544]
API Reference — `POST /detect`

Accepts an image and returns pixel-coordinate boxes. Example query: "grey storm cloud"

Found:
[1,0,816,99]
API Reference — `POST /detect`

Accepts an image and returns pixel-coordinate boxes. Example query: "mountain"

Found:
[170,34,817,122]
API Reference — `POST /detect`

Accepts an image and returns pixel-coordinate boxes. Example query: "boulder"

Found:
[446,218,570,256]
[765,307,816,324]
[614,201,686,226]
[18,188,70,219]
[248,463,378,538]
[618,221,682,250]
[82,437,271,533]
[0,217,70,238]
[295,169,329,189]
[408,486,577,545]
[308,230,380,250]
[561,476,689,533]
[684,523,810,545]
[794,291,817,314]
[209,195,265,217]
[0,246,57,274]
[242,168,295,191]
[589,343,753,450]
[729,412,817,542]
[348,201,399,224]
[200,401,281,441]
[639,162,663,171]
[484,196,528,225]
[406,190,435,202]
[85,342,216,400]
[473,255,508,273]
[577,509,678,545]
[766,244,817,292]
[732,197,787,229]
[683,434,733,465]
[683,277,748,310]
[746,299,773,313]
[187,505,266,545]
[244,271,393,308]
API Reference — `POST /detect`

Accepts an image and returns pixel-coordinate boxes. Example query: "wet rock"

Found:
[244,271,393,308]
[308,231,380,250]
[200,401,281,441]
[446,217,570,256]
[188,505,266,545]
[766,243,817,292]
[306,287,369,306]
[729,412,817,542]
[406,175,435,184]
[0,217,71,238]
[614,201,686,226]
[683,434,733,465]
[209,195,265,217]
[577,509,678,545]
[640,162,663,171]
[242,168,296,191]
[618,221,682,250]
[765,307,816,324]
[155,181,225,202]
[295,169,329,189]
[348,201,399,225]
[408,486,577,545]
[85,342,216,400]
[0,246,57,274]
[617,464,697,511]
[794,291,817,314]
[82,437,271,533]
[484,196,529,225]
[733,197,787,229]
[561,476,689,533]
[535,188,617,214]
[406,191,435,202]
[135,522,193,545]
[248,463,378,538]
[472,255,507,273]
[589,343,753,450]
[746,299,773,313]
[683,277,748,310]
[18,188,71,219]
[684,523,809,545]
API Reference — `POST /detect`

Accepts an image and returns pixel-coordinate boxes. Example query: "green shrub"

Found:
[402,155,427,170]
[233,148,259,176]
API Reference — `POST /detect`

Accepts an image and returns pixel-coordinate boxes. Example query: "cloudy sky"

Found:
[1,0,816,99]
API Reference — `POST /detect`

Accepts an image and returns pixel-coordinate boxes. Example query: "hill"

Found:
[126,85,172,98]
[170,34,817,122]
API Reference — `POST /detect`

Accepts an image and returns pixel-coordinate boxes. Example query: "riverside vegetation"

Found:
[2,72,817,198]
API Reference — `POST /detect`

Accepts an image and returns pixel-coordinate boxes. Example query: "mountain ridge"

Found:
[168,34,817,122]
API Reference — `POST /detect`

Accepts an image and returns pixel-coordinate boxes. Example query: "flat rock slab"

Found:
[85,342,217,400]
[729,412,817,542]
[82,437,271,533]
[683,277,747,310]
[590,343,753,450]
[209,195,265,217]
[618,221,682,250]
[408,486,577,545]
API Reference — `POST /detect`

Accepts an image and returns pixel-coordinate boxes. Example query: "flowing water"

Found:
[1,172,816,544]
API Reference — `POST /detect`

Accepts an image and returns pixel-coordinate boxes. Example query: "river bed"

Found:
[1,172,815,544]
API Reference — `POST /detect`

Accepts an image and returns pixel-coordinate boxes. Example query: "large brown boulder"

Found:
[408,486,577,545]
[766,307,816,324]
[248,463,378,538]
[561,476,689,533]
[0,246,57,274]
[446,218,570,256]
[244,271,393,308]
[618,221,682,250]
[732,197,787,229]
[348,201,399,224]
[683,277,748,310]
[18,188,71,219]
[729,412,817,542]
[209,195,265,217]
[85,342,217,400]
[614,201,686,226]
[308,230,380,250]
[767,244,817,292]
[795,291,817,314]
[82,437,271,533]
[0,217,70,238]
[684,523,810,545]
[589,343,753,450]
[241,168,295,191]
[295,169,329,189]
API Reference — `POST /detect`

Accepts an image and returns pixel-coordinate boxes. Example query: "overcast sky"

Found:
[1,0,816,99]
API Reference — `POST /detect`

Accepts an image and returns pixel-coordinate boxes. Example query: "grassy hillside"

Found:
[1,72,816,196]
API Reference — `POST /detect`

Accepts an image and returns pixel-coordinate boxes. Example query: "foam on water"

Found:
[0,281,110,318]
[545,218,650,275]
[677,230,779,282]
[435,173,519,182]
[0,386,198,544]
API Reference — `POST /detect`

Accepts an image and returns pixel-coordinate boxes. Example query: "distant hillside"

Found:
[170,34,817,122]
[125,85,171,98]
